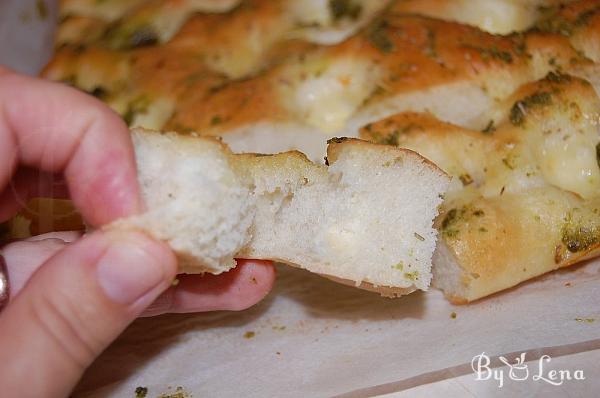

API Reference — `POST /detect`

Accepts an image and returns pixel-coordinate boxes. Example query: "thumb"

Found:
[0,229,177,398]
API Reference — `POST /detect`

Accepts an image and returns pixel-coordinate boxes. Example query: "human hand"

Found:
[0,67,275,397]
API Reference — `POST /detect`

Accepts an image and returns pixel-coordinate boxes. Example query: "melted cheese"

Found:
[281,56,382,132]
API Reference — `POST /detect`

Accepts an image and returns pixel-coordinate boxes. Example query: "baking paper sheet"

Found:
[2,1,600,396]
[74,261,600,397]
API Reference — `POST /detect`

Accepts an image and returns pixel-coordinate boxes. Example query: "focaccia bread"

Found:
[111,129,449,296]
[33,0,600,303]
[361,73,600,302]
[44,1,600,161]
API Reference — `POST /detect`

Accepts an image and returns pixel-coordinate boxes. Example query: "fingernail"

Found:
[97,232,174,305]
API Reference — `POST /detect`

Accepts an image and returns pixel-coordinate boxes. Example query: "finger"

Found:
[143,260,276,316]
[2,232,81,296]
[2,239,275,315]
[0,67,140,226]
[0,229,176,397]
[0,168,69,222]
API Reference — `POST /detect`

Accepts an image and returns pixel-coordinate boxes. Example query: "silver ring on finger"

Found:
[0,254,9,312]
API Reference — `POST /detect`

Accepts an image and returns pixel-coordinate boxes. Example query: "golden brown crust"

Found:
[45,1,594,135]
[326,136,448,179]
[535,0,600,61]
[361,75,600,302]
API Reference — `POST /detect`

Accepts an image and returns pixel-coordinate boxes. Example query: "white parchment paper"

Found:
[2,1,600,397]
[73,261,600,398]
[0,0,57,75]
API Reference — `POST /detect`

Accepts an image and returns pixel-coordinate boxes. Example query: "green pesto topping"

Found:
[244,331,256,339]
[575,317,596,323]
[450,312,457,319]
[129,26,159,48]
[502,156,516,170]
[561,217,600,253]
[135,387,148,398]
[441,206,485,239]
[535,6,600,37]
[327,137,349,144]
[414,232,425,241]
[481,119,496,134]
[88,86,107,99]
[441,208,459,238]
[392,261,404,271]
[367,20,395,53]
[106,23,158,49]
[404,271,419,281]
[464,44,513,64]
[210,115,223,126]
[509,91,552,127]
[574,7,600,27]
[424,28,438,59]
[379,130,400,146]
[575,6,600,26]
[375,123,424,146]
[329,0,363,21]
[383,156,403,167]
[123,95,151,126]
[545,71,572,84]
[536,15,574,36]
[513,36,528,57]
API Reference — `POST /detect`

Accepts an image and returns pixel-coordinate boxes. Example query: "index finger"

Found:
[0,67,140,226]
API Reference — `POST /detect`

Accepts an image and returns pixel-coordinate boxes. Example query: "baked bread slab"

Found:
[361,74,600,302]
[35,0,600,302]
[111,129,450,296]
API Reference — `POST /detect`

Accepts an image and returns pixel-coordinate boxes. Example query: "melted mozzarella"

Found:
[282,57,382,132]
[535,117,600,199]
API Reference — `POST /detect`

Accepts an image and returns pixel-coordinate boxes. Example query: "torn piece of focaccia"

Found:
[361,73,600,302]
[110,129,449,297]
